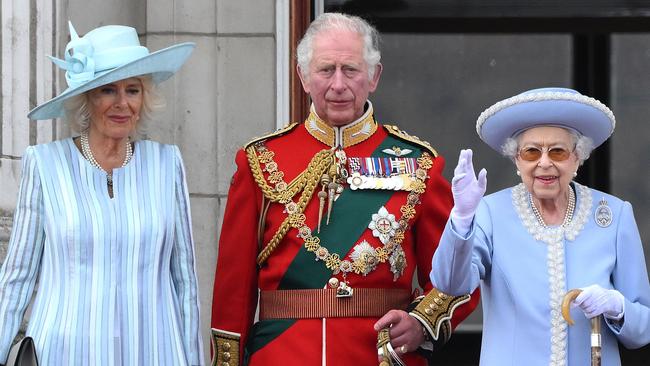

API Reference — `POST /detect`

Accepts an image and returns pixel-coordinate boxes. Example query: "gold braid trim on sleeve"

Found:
[211,328,241,366]
[408,288,471,343]
[250,148,336,265]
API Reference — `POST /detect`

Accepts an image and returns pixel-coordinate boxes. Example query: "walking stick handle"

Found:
[561,289,582,325]
[561,289,603,366]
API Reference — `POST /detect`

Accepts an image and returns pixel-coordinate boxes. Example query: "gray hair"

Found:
[63,76,165,138]
[296,13,381,80]
[501,128,594,165]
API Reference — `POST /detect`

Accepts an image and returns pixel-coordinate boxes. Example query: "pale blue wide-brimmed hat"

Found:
[476,87,616,152]
[28,22,195,120]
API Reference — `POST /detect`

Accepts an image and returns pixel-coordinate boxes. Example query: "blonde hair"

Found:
[63,76,165,138]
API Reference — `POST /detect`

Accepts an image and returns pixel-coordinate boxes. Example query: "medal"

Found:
[390,175,403,190]
[350,240,379,276]
[347,156,418,191]
[389,245,407,281]
[348,174,363,189]
[368,206,400,244]
[336,281,354,298]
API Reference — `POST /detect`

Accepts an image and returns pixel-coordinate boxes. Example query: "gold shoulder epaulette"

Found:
[244,122,300,149]
[383,124,439,157]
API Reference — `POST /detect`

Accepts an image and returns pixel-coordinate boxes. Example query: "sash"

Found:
[245,134,422,358]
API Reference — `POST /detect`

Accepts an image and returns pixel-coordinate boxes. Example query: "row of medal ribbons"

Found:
[346,157,419,191]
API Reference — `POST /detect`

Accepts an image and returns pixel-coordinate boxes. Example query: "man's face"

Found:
[299,29,382,127]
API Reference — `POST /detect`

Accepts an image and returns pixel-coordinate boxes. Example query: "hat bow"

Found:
[48,22,96,88]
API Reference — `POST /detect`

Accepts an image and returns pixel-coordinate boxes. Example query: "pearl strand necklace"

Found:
[80,130,133,186]
[529,186,575,228]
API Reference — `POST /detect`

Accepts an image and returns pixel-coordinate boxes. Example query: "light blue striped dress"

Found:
[0,138,204,365]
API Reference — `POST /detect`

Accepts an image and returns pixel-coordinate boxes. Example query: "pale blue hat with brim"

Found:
[28,22,195,120]
[476,87,616,152]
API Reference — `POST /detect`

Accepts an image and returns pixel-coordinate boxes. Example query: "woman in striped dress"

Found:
[0,23,203,365]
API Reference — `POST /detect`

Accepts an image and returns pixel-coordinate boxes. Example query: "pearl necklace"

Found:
[529,186,575,228]
[80,130,133,186]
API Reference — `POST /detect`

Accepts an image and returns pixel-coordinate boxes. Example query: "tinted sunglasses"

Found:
[518,146,573,162]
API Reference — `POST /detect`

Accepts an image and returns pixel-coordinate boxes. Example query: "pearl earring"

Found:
[516,170,521,176]
[573,171,577,177]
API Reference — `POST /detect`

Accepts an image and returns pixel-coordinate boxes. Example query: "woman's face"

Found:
[515,126,580,202]
[87,77,143,140]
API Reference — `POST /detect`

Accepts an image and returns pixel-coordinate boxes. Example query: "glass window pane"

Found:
[610,34,650,267]
[373,34,571,186]
[370,33,571,330]
[325,0,650,18]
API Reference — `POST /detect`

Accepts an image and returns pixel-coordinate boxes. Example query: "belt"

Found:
[259,288,412,320]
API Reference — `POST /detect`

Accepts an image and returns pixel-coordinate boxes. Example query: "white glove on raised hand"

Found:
[450,149,487,235]
[574,284,625,320]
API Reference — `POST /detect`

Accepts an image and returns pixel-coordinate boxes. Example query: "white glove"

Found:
[450,149,487,234]
[574,284,625,320]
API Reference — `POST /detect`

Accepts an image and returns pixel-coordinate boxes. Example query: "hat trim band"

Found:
[94,46,149,71]
[476,91,616,137]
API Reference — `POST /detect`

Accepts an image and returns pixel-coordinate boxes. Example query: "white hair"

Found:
[501,128,594,165]
[63,76,165,139]
[296,12,381,80]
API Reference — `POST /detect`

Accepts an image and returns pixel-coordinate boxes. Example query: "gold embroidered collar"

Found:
[305,101,378,148]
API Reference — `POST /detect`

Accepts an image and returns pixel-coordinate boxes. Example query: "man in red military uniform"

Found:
[211,12,479,366]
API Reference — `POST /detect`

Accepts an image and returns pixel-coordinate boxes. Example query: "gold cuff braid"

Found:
[408,288,471,343]
[211,328,240,366]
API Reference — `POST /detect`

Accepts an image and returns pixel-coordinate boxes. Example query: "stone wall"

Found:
[0,212,11,268]
[0,1,280,363]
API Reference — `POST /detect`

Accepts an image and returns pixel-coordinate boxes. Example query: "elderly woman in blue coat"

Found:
[430,88,650,365]
[0,24,203,365]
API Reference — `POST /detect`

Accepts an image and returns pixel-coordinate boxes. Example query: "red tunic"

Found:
[211,106,479,366]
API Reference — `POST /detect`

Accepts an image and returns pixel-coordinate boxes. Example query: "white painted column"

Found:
[1,0,60,211]
[0,0,61,341]
[276,0,290,129]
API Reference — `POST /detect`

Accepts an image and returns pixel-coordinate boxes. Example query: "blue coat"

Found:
[431,182,650,366]
[0,139,204,365]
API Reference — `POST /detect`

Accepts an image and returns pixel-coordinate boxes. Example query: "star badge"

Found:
[368,206,400,244]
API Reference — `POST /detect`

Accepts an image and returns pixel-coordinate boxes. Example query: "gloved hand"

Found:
[574,284,625,320]
[450,149,487,234]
